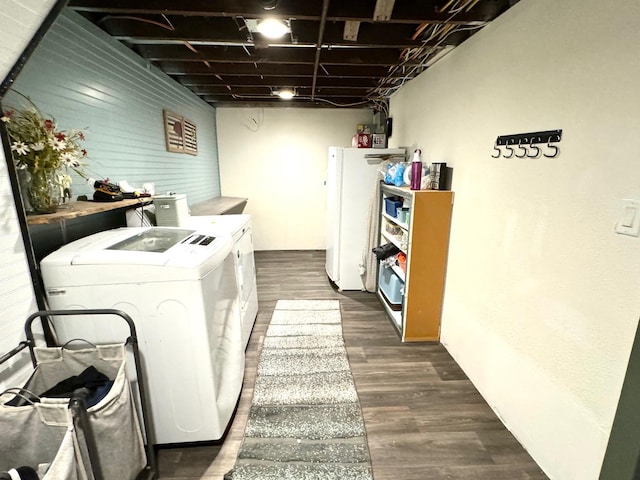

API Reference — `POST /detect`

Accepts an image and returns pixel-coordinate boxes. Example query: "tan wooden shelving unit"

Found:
[377,184,454,342]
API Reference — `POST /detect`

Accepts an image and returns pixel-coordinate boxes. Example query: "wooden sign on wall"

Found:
[183,119,198,156]
[163,110,198,155]
[163,110,184,153]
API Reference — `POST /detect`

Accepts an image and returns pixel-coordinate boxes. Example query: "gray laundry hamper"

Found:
[0,389,90,479]
[0,309,157,480]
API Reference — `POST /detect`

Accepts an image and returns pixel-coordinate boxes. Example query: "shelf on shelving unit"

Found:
[382,211,409,231]
[381,230,404,253]
[378,290,402,332]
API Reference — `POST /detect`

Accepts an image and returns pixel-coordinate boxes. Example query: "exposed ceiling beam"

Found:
[158,62,393,78]
[137,45,419,67]
[69,0,497,25]
[207,98,369,108]
[193,86,374,96]
[177,76,384,89]
[101,18,425,49]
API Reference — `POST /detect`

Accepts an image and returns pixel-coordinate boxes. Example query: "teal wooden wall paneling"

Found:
[4,9,220,205]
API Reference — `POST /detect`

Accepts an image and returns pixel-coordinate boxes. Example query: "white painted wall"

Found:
[216,107,373,250]
[0,0,56,389]
[389,0,640,478]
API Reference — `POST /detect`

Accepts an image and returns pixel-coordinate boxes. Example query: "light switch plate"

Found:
[616,199,640,236]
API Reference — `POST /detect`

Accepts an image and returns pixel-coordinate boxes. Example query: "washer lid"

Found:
[106,227,195,253]
[63,227,231,268]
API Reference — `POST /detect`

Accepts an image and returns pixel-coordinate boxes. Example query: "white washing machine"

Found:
[188,214,258,349]
[40,227,244,445]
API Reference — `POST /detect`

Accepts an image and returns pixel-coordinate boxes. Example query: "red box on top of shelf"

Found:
[356,133,371,148]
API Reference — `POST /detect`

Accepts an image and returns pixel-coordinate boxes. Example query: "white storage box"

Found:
[153,194,188,227]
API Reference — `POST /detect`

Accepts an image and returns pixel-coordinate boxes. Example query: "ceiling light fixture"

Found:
[274,88,295,100]
[256,18,290,39]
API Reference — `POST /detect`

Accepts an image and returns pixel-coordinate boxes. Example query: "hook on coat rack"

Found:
[492,129,562,159]
[515,138,528,158]
[492,141,501,158]
[543,133,561,158]
[503,138,515,158]
[527,137,541,158]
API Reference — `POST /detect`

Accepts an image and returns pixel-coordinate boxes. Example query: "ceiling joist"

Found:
[67,0,519,108]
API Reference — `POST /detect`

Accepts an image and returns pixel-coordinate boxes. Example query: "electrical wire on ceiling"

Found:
[299,96,373,108]
[97,13,175,31]
[439,0,482,14]
[385,22,486,93]
[221,92,375,110]
[370,26,482,101]
[364,97,389,117]
[368,0,488,102]
[372,0,486,86]
[183,41,198,53]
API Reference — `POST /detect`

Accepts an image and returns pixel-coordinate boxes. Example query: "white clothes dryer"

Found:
[188,214,258,349]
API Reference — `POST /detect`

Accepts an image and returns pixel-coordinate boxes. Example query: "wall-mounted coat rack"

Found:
[492,129,562,159]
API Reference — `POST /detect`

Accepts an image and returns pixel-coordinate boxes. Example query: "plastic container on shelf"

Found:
[410,149,423,190]
[385,221,402,236]
[396,206,410,224]
[378,264,404,309]
[384,197,403,217]
[400,231,409,251]
[397,252,407,273]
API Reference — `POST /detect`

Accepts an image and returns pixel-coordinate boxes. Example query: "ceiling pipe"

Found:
[311,0,330,102]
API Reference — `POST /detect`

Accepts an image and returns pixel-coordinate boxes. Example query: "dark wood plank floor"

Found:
[157,250,549,479]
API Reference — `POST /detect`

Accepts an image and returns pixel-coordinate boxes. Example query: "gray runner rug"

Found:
[225,299,373,480]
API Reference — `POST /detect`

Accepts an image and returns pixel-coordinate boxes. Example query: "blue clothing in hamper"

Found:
[39,365,109,399]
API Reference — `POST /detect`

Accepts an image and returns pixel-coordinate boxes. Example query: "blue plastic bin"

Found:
[378,264,404,309]
[384,197,403,217]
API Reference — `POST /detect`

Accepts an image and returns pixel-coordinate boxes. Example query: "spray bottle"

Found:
[410,148,422,190]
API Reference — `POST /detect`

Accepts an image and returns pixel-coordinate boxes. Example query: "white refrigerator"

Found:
[325,146,405,290]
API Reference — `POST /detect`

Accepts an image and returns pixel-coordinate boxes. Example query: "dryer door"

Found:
[235,227,259,348]
[235,227,256,307]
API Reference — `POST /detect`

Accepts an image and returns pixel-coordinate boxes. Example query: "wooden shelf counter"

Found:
[26,198,153,225]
